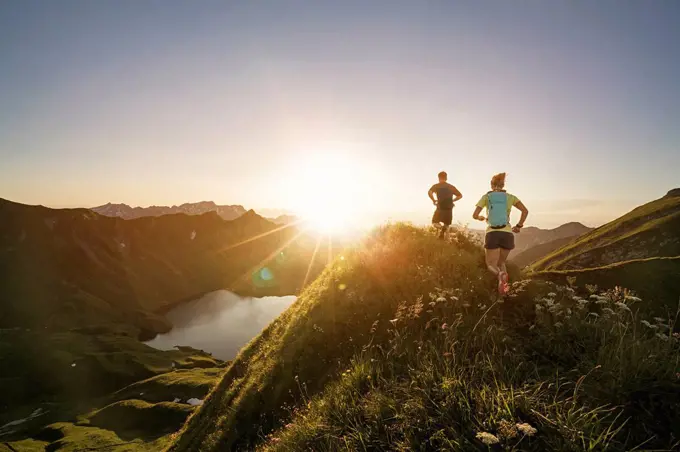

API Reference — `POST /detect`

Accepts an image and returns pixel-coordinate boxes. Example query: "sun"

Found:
[285,152,367,234]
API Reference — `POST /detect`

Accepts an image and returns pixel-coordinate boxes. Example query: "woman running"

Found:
[472,172,529,295]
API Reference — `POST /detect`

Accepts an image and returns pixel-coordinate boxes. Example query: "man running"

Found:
[472,172,528,295]
[428,171,463,238]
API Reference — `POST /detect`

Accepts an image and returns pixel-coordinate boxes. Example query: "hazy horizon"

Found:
[2,1,679,230]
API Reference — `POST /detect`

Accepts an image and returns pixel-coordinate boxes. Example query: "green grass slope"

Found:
[169,225,680,451]
[2,358,225,451]
[0,330,221,412]
[531,191,680,271]
[110,367,226,405]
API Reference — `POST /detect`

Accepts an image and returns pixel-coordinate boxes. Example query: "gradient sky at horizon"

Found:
[1,1,679,228]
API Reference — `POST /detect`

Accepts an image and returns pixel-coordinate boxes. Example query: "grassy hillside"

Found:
[531,191,680,271]
[0,198,329,336]
[512,235,581,268]
[0,343,225,451]
[532,256,680,316]
[169,225,680,451]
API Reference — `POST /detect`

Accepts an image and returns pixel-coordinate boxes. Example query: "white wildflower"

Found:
[516,422,538,436]
[436,297,447,303]
[654,317,666,323]
[535,304,543,312]
[641,320,652,328]
[548,304,561,314]
[554,322,564,328]
[602,308,615,316]
[587,312,599,318]
[450,296,459,301]
[547,292,557,298]
[625,295,642,303]
[593,295,610,304]
[566,308,572,316]
[614,302,631,312]
[476,432,500,445]
[656,333,669,341]
[589,294,599,300]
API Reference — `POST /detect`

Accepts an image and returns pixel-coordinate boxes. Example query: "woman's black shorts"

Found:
[484,231,515,250]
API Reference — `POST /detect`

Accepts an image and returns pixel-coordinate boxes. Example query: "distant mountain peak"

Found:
[560,221,588,228]
[240,209,264,220]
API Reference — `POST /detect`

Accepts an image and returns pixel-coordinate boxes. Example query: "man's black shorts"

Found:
[484,231,515,250]
[432,208,453,226]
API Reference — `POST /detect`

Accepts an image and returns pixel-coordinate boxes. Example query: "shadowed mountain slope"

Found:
[530,190,680,272]
[0,198,324,337]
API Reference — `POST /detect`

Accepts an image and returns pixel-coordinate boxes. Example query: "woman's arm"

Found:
[512,200,529,232]
[472,206,485,222]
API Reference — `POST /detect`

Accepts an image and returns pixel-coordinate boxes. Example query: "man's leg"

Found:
[439,210,452,238]
[485,248,501,276]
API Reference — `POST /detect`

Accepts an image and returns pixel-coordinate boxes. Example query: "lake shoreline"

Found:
[144,290,296,361]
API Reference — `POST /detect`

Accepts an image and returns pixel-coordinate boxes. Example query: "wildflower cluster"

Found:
[640,315,678,342]
[478,420,538,446]
[530,283,679,345]
[532,283,638,329]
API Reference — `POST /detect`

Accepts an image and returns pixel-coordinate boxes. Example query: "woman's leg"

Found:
[498,248,512,274]
[485,248,501,275]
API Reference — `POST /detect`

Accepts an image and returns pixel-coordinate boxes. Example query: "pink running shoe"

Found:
[498,271,510,296]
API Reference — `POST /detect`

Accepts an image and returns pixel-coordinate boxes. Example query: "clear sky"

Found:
[1,1,679,229]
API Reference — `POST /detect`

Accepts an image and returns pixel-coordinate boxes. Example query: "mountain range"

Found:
[1,198,324,338]
[511,221,593,256]
[469,221,593,260]
[91,201,247,221]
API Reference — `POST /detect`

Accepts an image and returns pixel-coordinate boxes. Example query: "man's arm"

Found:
[512,200,529,232]
[451,185,463,204]
[428,186,437,205]
[472,206,485,222]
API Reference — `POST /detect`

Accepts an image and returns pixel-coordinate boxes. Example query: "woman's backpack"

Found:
[487,191,509,229]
